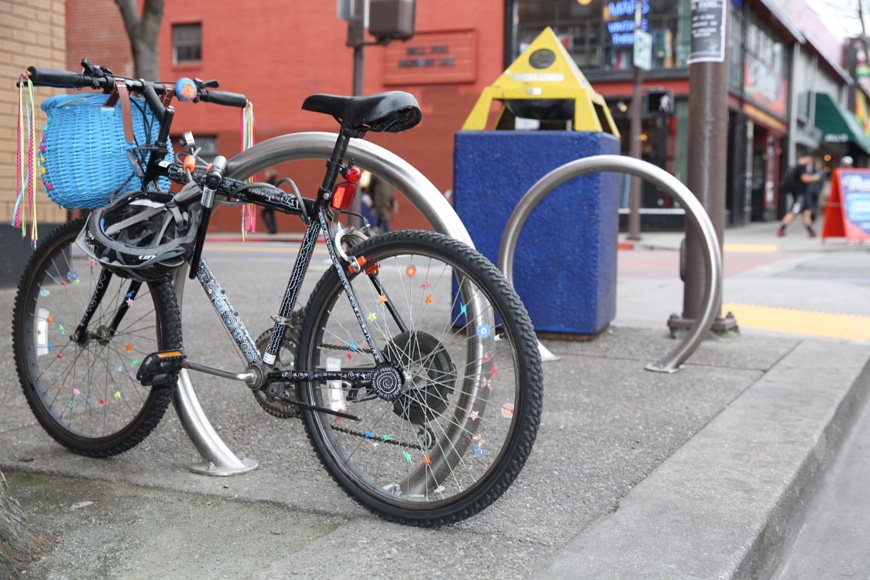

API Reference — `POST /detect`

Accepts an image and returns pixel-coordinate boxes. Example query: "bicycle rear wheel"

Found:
[12,218,183,457]
[296,230,543,526]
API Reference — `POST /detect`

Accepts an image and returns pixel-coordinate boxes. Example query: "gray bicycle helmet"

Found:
[78,184,202,282]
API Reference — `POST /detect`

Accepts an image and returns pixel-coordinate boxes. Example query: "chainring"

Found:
[253,310,304,419]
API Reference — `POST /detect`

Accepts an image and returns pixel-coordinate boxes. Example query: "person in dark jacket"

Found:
[369,174,397,233]
[778,154,822,238]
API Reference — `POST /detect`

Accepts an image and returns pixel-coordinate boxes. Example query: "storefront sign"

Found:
[822,169,870,242]
[384,30,476,85]
[743,54,787,119]
[742,102,787,135]
[688,0,727,64]
[603,0,649,46]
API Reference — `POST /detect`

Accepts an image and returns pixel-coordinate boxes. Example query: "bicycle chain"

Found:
[328,423,416,449]
[318,333,429,448]
[321,341,372,354]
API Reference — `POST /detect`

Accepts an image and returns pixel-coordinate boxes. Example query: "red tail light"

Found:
[331,183,357,211]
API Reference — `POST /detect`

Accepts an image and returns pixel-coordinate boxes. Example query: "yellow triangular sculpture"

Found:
[462,27,619,135]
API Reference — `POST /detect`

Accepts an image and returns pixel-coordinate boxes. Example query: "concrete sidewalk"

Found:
[3,221,870,579]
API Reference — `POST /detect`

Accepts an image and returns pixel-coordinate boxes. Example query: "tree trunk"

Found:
[114,0,165,80]
[0,471,50,579]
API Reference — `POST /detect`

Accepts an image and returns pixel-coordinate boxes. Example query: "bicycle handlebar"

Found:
[199,89,248,108]
[26,66,106,90]
[23,64,248,110]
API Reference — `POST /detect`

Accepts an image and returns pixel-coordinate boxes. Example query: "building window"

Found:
[173,23,202,65]
[513,0,691,73]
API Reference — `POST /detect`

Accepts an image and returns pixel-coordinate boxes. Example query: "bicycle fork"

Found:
[71,269,143,345]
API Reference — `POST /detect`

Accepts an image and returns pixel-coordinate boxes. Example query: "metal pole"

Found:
[627,0,644,241]
[172,268,259,477]
[348,0,365,227]
[498,155,722,373]
[350,0,365,97]
[353,46,364,96]
[669,0,736,334]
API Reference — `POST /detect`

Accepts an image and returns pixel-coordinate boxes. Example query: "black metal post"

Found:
[669,0,736,335]
[627,0,644,241]
[347,0,365,227]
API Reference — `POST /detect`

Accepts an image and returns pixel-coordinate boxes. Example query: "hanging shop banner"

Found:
[857,90,870,136]
[688,0,727,64]
[847,39,870,97]
[822,169,870,242]
[743,54,787,120]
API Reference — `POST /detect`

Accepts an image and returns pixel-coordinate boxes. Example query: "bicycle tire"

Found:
[12,217,183,457]
[295,230,543,526]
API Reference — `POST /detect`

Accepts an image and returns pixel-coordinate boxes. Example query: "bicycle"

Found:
[12,62,544,526]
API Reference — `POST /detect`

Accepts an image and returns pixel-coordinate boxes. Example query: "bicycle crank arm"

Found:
[183,360,258,384]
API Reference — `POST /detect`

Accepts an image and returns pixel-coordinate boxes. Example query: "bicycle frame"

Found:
[174,129,392,404]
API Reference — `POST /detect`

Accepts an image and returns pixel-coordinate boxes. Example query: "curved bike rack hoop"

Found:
[498,154,723,374]
[171,132,478,476]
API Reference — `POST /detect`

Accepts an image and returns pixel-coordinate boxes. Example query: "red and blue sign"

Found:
[822,169,870,242]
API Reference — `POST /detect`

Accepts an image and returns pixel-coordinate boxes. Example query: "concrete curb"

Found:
[537,340,870,579]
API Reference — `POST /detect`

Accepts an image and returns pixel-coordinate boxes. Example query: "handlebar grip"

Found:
[199,89,248,108]
[26,66,100,89]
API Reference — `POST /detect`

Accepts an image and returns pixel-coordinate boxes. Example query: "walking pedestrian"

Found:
[777,153,822,238]
[368,174,398,233]
[805,157,825,226]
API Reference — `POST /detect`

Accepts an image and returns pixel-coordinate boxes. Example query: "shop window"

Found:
[514,0,690,73]
[173,23,202,65]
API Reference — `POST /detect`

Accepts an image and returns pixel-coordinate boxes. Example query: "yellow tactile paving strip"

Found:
[723,303,870,341]
[722,244,780,253]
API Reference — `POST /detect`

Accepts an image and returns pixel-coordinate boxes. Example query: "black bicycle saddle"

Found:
[302,91,422,134]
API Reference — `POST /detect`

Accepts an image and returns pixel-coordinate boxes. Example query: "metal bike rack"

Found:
[172,132,476,476]
[498,155,722,374]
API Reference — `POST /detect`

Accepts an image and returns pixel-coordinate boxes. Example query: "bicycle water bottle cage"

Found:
[301,92,422,135]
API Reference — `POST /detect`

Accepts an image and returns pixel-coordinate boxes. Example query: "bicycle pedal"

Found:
[136,350,186,387]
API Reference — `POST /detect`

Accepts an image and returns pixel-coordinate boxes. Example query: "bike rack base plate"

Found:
[190,457,259,477]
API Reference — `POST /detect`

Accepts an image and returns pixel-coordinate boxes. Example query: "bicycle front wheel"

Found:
[12,218,183,457]
[296,230,543,526]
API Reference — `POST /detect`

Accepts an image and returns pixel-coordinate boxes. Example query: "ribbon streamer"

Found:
[240,101,256,239]
[13,75,37,247]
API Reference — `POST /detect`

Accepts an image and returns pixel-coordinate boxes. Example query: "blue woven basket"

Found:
[40,93,173,209]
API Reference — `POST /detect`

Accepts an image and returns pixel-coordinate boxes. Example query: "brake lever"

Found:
[80,58,113,77]
[194,78,220,89]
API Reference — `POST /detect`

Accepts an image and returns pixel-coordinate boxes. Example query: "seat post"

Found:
[317,128,356,201]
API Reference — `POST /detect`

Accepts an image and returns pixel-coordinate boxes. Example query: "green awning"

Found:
[815,93,870,155]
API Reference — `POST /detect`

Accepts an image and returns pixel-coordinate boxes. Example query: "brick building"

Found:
[0,0,66,227]
[65,0,505,232]
[30,1,864,237]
